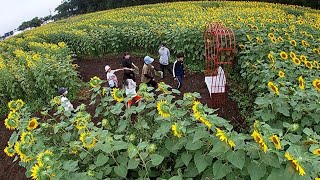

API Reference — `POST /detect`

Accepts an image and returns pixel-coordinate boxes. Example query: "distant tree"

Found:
[18,17,42,31]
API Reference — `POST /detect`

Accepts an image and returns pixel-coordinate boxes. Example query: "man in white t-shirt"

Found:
[58,87,74,112]
[158,43,173,79]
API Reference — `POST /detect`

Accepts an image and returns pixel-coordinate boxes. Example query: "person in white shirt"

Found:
[158,43,173,79]
[124,77,142,109]
[105,65,133,89]
[58,87,74,112]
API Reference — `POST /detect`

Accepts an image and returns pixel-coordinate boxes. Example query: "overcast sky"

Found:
[0,0,62,35]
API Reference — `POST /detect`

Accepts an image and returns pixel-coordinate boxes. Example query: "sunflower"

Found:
[292,58,301,66]
[8,99,24,111]
[216,128,236,148]
[270,37,277,44]
[89,76,102,88]
[156,100,171,118]
[268,33,275,38]
[290,40,297,47]
[280,51,288,60]
[278,71,285,78]
[27,118,39,131]
[267,53,275,63]
[300,55,307,62]
[298,76,305,90]
[289,52,296,59]
[313,148,320,155]
[284,32,290,39]
[304,61,313,70]
[314,61,319,69]
[251,130,268,153]
[285,152,306,176]
[158,82,169,94]
[239,44,245,50]
[269,135,281,150]
[199,116,212,129]
[50,96,61,106]
[111,88,124,102]
[14,141,31,162]
[75,117,88,130]
[256,37,263,43]
[21,131,35,145]
[313,48,320,55]
[277,36,284,42]
[4,117,19,130]
[4,143,15,157]
[268,82,279,95]
[171,123,182,138]
[192,101,203,120]
[312,78,320,92]
[37,150,53,166]
[79,132,96,149]
[301,40,310,47]
[31,163,54,180]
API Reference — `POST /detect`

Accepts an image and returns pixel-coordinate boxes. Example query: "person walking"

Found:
[158,43,172,78]
[173,52,185,90]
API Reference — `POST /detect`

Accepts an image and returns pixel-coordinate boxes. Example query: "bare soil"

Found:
[0,54,246,179]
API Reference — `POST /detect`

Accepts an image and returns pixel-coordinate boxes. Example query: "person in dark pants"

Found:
[122,52,138,82]
[173,52,185,90]
[158,43,172,78]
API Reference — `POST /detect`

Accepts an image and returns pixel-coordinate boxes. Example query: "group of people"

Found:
[59,43,186,111]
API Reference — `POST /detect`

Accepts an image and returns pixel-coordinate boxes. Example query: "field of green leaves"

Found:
[1,1,320,179]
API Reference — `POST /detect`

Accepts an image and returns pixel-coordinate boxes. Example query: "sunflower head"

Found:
[301,40,310,47]
[289,52,296,59]
[298,76,305,90]
[156,100,171,118]
[299,55,307,62]
[4,117,19,130]
[8,99,24,111]
[290,40,297,47]
[313,61,319,69]
[267,82,279,95]
[239,44,245,50]
[14,141,31,162]
[27,118,39,131]
[268,33,274,38]
[171,123,182,138]
[313,148,320,155]
[111,88,124,102]
[21,131,34,145]
[267,53,275,63]
[80,132,96,149]
[278,71,285,78]
[280,51,288,60]
[313,48,320,55]
[89,76,102,88]
[75,117,88,130]
[304,61,313,70]
[277,36,284,42]
[312,78,320,92]
[31,163,55,180]
[4,143,15,157]
[37,150,54,166]
[292,58,301,66]
[269,135,281,150]
[157,82,169,94]
[50,96,61,106]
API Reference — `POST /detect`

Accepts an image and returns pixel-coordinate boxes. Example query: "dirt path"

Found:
[0,54,246,179]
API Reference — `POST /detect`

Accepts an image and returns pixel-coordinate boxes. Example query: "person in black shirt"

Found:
[173,52,185,90]
[122,52,138,82]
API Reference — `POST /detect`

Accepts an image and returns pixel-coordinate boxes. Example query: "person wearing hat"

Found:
[58,87,74,112]
[141,56,158,88]
[105,65,133,89]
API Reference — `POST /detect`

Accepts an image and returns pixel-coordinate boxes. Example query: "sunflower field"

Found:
[1,1,320,179]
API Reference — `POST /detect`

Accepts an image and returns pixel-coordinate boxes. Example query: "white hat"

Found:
[105,65,110,72]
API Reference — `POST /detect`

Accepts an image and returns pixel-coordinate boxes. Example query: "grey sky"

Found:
[0,0,62,35]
